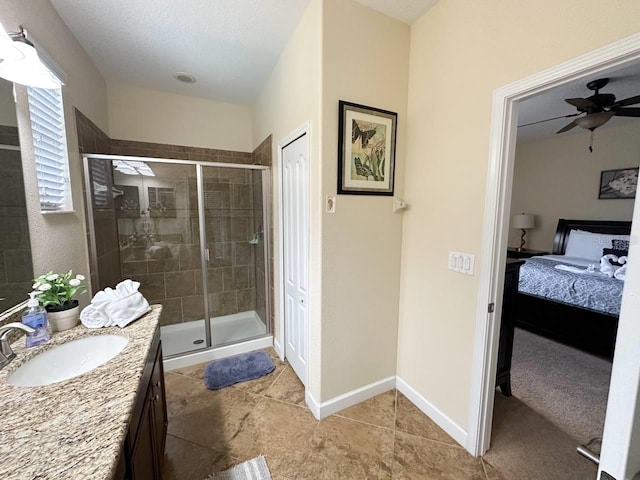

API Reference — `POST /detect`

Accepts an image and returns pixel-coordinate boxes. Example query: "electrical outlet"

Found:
[448,251,475,275]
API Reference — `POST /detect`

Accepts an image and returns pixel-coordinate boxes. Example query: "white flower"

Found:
[32,282,41,289]
[38,284,52,291]
[75,274,85,281]
[46,274,59,281]
[69,279,81,287]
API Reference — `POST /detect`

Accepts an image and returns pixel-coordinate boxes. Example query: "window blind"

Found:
[26,85,71,212]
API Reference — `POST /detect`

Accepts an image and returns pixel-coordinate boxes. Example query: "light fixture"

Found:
[574,111,616,131]
[512,213,535,252]
[113,160,155,177]
[0,22,24,61]
[0,25,61,89]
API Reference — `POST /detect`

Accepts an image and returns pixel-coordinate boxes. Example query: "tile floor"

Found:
[162,349,504,479]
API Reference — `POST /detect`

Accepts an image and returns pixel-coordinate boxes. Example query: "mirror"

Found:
[0,78,34,311]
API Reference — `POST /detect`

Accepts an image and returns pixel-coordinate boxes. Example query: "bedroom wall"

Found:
[509,122,639,251]
[108,83,253,152]
[320,0,409,401]
[398,0,640,434]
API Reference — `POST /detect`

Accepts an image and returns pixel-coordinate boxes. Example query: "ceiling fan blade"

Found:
[518,112,580,128]
[556,119,578,134]
[565,98,597,109]
[613,108,640,117]
[612,95,640,108]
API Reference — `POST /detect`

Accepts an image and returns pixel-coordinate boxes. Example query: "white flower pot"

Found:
[47,305,80,332]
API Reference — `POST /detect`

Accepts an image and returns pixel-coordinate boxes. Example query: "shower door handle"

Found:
[205,248,210,262]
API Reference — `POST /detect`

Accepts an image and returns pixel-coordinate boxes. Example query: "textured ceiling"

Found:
[49,0,313,104]
[517,61,640,142]
[50,0,440,105]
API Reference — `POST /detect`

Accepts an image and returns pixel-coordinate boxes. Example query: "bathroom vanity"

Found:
[0,305,166,479]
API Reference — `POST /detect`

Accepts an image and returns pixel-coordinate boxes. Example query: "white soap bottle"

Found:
[21,292,50,347]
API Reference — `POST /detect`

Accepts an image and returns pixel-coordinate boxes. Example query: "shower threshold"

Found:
[161,310,267,357]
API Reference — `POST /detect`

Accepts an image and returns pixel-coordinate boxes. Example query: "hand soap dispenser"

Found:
[21,292,50,347]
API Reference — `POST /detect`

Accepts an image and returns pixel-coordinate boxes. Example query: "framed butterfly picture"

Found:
[338,100,397,195]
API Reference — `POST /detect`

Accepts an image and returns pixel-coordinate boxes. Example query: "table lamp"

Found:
[512,213,535,252]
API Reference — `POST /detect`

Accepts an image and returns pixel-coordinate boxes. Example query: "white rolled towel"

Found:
[614,256,628,281]
[600,254,619,278]
[80,304,113,328]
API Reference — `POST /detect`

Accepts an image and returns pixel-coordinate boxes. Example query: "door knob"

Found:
[300,298,304,304]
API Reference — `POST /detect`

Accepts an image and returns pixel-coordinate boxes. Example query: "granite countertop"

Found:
[0,304,162,480]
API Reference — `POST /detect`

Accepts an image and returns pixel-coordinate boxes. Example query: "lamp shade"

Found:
[512,213,535,229]
[0,40,60,89]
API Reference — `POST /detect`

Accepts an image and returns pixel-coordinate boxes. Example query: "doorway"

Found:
[468,33,640,480]
[277,123,310,386]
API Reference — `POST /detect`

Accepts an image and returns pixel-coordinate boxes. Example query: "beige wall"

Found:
[398,0,640,429]
[0,0,108,302]
[252,0,323,398]
[108,83,253,152]
[510,123,638,251]
[320,0,409,401]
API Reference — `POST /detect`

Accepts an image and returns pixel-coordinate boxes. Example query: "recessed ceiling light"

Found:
[174,72,196,84]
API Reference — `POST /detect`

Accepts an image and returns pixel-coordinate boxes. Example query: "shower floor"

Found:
[161,311,267,357]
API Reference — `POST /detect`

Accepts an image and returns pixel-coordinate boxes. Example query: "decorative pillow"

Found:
[603,248,627,266]
[564,229,630,261]
[612,239,630,251]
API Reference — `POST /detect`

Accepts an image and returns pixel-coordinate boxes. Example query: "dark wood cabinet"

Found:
[495,259,525,397]
[119,331,167,480]
[506,247,549,259]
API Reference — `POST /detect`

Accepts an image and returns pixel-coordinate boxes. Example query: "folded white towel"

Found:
[600,254,619,278]
[554,264,606,276]
[80,279,151,329]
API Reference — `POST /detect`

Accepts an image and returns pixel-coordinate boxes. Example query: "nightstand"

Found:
[507,247,549,259]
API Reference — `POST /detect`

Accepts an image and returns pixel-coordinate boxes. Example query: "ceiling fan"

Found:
[554,78,640,134]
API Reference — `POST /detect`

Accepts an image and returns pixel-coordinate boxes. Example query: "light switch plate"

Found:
[448,251,475,275]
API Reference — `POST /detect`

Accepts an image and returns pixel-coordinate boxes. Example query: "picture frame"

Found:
[148,186,176,217]
[337,100,397,195]
[598,167,638,199]
[114,185,140,218]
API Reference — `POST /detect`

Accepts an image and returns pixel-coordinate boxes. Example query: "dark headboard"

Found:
[552,219,632,255]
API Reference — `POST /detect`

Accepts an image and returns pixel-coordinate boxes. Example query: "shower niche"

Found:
[84,155,271,357]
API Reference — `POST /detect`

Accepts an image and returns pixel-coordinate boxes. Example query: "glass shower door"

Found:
[201,165,269,347]
[109,160,207,356]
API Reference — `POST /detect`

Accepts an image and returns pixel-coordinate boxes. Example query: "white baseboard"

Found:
[305,376,397,420]
[396,376,468,448]
[163,336,273,371]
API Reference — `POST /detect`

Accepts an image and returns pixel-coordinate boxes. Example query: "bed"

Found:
[514,219,631,359]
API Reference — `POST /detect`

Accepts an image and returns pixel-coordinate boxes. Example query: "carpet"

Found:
[205,456,272,480]
[510,327,612,444]
[204,350,275,390]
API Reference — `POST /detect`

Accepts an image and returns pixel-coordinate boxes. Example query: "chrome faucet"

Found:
[0,323,35,371]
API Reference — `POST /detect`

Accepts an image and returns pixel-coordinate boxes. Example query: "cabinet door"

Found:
[150,346,167,467]
[130,394,156,480]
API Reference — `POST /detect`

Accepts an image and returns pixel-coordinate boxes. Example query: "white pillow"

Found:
[564,229,630,261]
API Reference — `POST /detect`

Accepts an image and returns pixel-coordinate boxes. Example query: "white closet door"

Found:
[282,133,309,385]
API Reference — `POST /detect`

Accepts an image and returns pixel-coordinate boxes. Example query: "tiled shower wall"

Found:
[0,125,33,310]
[110,139,272,328]
[75,109,273,331]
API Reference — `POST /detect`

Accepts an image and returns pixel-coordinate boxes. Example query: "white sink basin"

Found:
[8,334,129,387]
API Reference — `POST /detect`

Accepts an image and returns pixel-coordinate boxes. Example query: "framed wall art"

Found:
[337,100,397,195]
[599,167,638,199]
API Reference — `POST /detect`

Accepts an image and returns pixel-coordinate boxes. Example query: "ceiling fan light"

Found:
[574,111,615,130]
